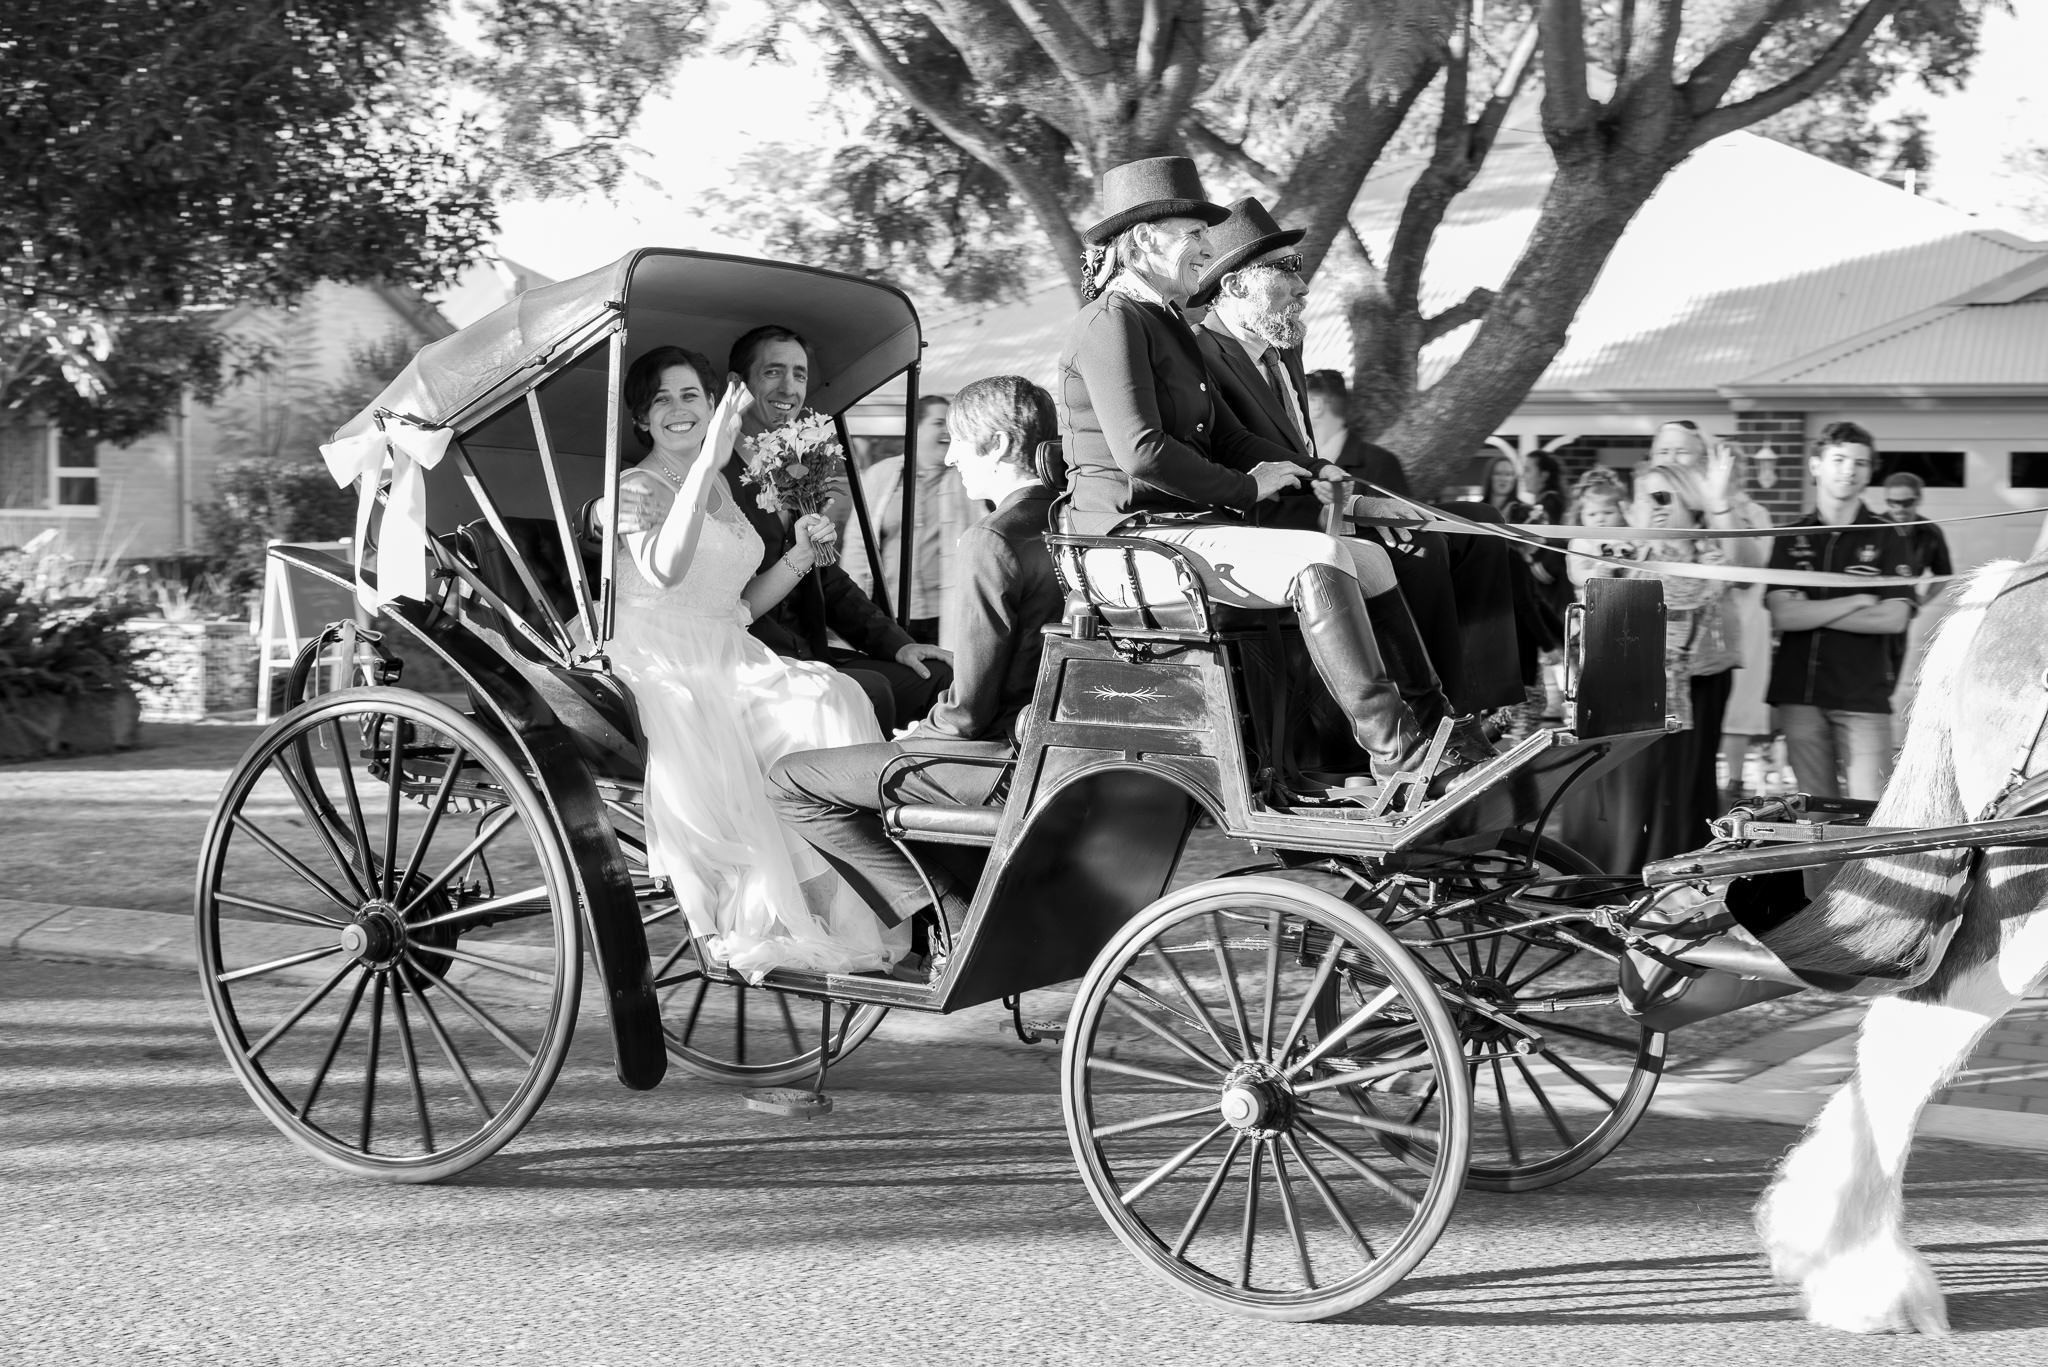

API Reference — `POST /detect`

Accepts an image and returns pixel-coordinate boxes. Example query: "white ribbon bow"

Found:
[319,417,454,609]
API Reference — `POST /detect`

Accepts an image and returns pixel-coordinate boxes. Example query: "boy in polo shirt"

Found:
[1764,422,1916,799]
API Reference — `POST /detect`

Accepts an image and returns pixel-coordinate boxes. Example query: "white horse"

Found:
[1753,556,2048,1334]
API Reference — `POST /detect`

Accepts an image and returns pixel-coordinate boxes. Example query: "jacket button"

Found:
[1198,382,1207,392]
[1195,422,1205,433]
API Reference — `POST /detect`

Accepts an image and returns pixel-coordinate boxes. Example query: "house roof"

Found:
[1723,254,2048,398]
[915,129,2047,403]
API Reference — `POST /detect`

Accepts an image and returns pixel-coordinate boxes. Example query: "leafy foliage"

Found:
[0,0,496,435]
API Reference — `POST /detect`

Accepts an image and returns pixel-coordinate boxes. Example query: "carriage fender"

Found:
[270,547,665,1092]
[943,761,1213,1011]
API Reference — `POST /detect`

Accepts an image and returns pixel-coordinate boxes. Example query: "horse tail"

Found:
[1763,563,2019,980]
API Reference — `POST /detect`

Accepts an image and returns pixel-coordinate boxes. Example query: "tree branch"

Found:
[816,0,1087,294]
[1135,0,1174,85]
[1686,0,1903,149]
[1682,0,1806,114]
[1182,118,1280,193]
[1421,287,1496,344]
[999,0,1113,79]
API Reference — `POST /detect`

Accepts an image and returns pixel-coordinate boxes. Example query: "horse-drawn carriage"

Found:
[200,249,1996,1326]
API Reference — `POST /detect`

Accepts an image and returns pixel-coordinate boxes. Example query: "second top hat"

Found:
[1190,198,1307,307]
[1083,156,1230,245]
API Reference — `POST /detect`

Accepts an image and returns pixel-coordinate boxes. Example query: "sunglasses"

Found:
[1643,489,1676,507]
[1250,253,1305,275]
[1885,496,1919,508]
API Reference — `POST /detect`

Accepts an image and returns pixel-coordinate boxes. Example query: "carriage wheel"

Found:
[606,803,887,1087]
[1062,877,1470,1322]
[1342,829,1665,1193]
[197,688,581,1182]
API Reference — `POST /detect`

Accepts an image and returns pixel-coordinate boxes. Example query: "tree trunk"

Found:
[1375,146,1670,496]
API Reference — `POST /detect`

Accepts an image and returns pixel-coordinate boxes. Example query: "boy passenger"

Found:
[767,376,1065,978]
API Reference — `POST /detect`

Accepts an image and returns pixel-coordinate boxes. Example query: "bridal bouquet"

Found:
[739,408,847,565]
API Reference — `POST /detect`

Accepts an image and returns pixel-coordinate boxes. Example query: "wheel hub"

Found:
[1217,1063,1294,1135]
[341,901,404,968]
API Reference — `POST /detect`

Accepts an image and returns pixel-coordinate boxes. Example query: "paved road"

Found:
[6,957,2048,1367]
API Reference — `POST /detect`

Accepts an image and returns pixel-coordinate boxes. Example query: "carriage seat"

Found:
[878,752,1014,847]
[452,516,595,649]
[1045,531,1296,640]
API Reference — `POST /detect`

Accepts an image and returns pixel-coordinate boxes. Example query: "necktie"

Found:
[1262,351,1313,458]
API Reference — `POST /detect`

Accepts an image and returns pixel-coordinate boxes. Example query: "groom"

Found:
[724,325,953,733]
[766,375,1065,964]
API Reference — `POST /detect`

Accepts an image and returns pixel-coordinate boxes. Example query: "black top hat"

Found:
[1189,198,1307,307]
[1083,157,1230,245]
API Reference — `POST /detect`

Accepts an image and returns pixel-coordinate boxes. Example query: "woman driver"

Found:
[1056,157,1481,795]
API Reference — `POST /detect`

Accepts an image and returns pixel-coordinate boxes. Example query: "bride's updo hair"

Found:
[950,375,1057,479]
[624,345,722,449]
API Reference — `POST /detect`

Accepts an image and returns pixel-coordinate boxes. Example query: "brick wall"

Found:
[1732,410,1810,524]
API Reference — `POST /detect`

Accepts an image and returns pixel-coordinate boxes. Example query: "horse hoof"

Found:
[1799,1242,1950,1336]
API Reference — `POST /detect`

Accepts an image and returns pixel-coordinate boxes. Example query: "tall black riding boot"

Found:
[1363,587,1500,766]
[1287,564,1433,782]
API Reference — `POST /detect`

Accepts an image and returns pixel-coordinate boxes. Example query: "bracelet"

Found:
[780,550,814,575]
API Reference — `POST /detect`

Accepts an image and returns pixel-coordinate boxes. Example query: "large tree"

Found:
[732,0,1991,493]
[0,0,491,437]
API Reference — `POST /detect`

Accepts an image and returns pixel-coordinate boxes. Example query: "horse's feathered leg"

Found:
[1757,960,2016,1336]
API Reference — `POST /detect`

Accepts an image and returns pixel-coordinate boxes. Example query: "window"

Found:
[1875,451,1964,488]
[2010,453,2048,490]
[0,418,98,514]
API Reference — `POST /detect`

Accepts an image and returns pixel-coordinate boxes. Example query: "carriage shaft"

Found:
[1643,811,2048,885]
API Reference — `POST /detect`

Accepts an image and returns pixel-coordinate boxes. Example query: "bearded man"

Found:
[1188,199,1505,718]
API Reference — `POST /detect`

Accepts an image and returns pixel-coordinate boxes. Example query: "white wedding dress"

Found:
[610,470,908,981]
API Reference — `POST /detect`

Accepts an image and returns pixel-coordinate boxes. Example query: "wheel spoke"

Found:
[387,974,436,1153]
[271,755,373,902]
[1092,1100,1220,1141]
[326,719,377,888]
[295,968,370,1122]
[678,977,711,1043]
[1298,1121,1421,1213]
[211,890,348,930]
[1144,945,1236,1061]
[1102,990,1229,1077]
[404,885,553,932]
[228,813,359,915]
[1514,1053,1577,1147]
[1283,982,1400,1080]
[402,952,536,1065]
[1170,1132,1247,1259]
[1268,1136,1316,1290]
[1292,1053,1437,1095]
[1118,1121,1231,1207]
[424,941,555,986]
[1279,1131,1374,1262]
[1207,913,1258,1064]
[1273,934,1345,1065]
[380,723,408,899]
[1403,1075,1441,1126]
[775,993,803,1056]
[1536,1046,1620,1109]
[1540,1016,1647,1054]
[246,959,356,1060]
[395,742,468,897]
[1236,1138,1263,1290]
[406,969,494,1120]
[398,810,521,918]
[217,943,347,984]
[734,986,747,1066]
[1298,1100,1443,1145]
[1086,1056,1219,1091]
[1491,1058,1521,1167]
[1506,946,1575,993]
[1256,909,1287,1061]
[359,972,386,1152]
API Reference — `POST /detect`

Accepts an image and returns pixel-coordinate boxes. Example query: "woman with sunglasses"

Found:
[1560,461,1744,869]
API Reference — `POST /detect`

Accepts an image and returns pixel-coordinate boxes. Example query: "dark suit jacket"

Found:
[721,456,913,664]
[1327,432,1413,500]
[1058,290,1299,534]
[1192,321,1330,531]
[902,482,1063,754]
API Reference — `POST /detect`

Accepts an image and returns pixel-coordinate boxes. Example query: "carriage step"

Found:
[998,1018,1067,1041]
[744,1086,835,1119]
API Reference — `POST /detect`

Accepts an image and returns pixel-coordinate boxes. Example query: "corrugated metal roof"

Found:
[1728,298,2048,390]
[917,129,2046,400]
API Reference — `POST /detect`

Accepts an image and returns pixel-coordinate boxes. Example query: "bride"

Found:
[608,344,911,980]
